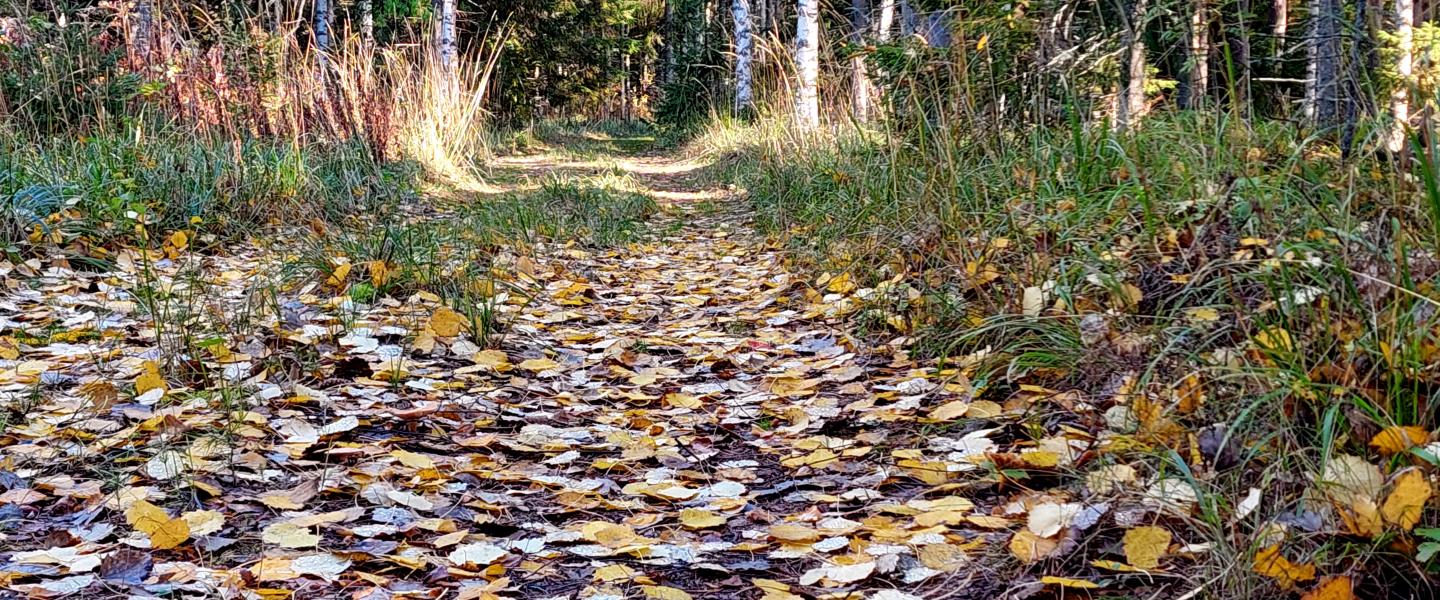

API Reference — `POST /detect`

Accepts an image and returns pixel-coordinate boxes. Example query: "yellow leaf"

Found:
[753,578,803,600]
[391,449,436,469]
[1370,426,1430,456]
[1254,326,1294,353]
[768,524,820,542]
[1040,576,1100,589]
[1091,559,1145,572]
[1253,545,1316,590]
[580,521,639,548]
[326,262,352,288]
[1381,468,1432,531]
[593,563,636,582]
[470,349,511,371]
[182,510,225,536]
[429,307,468,337]
[1122,526,1170,569]
[781,448,837,469]
[1300,576,1355,600]
[642,586,693,600]
[679,509,726,530]
[262,522,320,548]
[928,401,969,421]
[664,393,703,410]
[134,361,165,395]
[1009,530,1060,563]
[1184,307,1221,322]
[367,260,391,287]
[258,491,306,510]
[125,500,190,550]
[518,357,559,372]
[168,230,188,249]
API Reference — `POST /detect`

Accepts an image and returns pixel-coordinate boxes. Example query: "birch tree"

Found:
[734,0,755,114]
[877,0,895,42]
[1273,0,1289,57]
[1388,0,1414,152]
[360,0,374,50]
[794,0,820,129]
[1187,0,1209,109]
[438,0,458,81]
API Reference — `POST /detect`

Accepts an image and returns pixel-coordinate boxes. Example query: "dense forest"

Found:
[3,1,1440,599]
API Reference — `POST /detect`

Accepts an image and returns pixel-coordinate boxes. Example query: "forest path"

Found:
[0,132,997,600]
[435,134,1001,598]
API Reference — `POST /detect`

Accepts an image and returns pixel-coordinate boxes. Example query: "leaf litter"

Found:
[0,150,1434,600]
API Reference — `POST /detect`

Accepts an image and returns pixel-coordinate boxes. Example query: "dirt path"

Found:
[0,137,998,599]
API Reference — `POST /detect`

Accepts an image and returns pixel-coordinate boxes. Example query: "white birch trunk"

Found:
[438,0,458,80]
[877,0,895,41]
[734,0,755,114]
[1389,0,1414,151]
[1190,0,1209,107]
[795,0,821,129]
[1273,0,1288,57]
[360,0,374,49]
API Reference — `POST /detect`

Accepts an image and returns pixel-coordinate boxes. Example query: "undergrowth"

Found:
[692,109,1440,596]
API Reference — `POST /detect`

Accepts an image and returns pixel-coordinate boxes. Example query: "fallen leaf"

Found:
[125,500,190,550]
[1381,468,1432,531]
[1300,576,1354,600]
[1122,526,1170,570]
[262,522,320,548]
[1253,545,1316,590]
[1371,426,1430,456]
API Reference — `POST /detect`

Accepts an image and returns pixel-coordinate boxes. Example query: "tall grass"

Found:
[690,85,1440,597]
[1,1,500,248]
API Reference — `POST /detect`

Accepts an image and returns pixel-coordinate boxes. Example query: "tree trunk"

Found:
[360,0,374,49]
[850,0,872,121]
[1188,0,1209,108]
[900,0,917,36]
[795,0,821,129]
[438,0,458,79]
[923,10,951,47]
[1116,0,1149,130]
[316,0,331,63]
[1309,0,1343,127]
[1273,0,1289,57]
[133,0,153,64]
[1388,0,1414,152]
[877,0,896,41]
[661,0,675,89]
[734,0,755,114]
[1234,0,1252,117]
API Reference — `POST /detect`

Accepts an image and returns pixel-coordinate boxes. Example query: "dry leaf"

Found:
[1371,426,1430,456]
[1300,576,1354,600]
[1381,468,1432,531]
[1253,545,1316,590]
[1122,526,1170,569]
[125,500,189,550]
